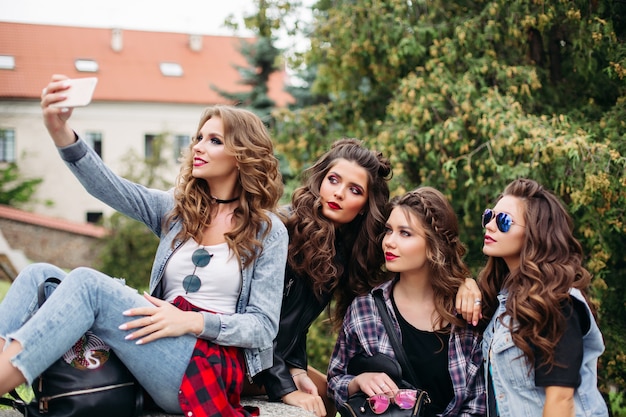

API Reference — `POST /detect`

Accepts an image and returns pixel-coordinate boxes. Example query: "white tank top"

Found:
[162,239,241,314]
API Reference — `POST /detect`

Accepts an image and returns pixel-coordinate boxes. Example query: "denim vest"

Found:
[482,288,608,417]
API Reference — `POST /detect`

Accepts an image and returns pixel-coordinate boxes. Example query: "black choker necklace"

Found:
[213,196,239,204]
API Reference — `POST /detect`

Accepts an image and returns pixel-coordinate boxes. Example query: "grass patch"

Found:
[0,281,32,409]
[0,280,10,302]
[1,384,34,409]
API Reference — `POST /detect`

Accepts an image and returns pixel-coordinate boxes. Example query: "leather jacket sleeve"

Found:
[253,266,332,401]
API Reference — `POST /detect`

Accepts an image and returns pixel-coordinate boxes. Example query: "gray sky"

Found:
[0,0,256,36]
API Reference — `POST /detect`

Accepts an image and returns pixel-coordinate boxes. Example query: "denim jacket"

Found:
[483,288,608,417]
[58,137,288,377]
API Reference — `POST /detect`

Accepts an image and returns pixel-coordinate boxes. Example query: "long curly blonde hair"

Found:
[478,178,592,370]
[166,105,283,268]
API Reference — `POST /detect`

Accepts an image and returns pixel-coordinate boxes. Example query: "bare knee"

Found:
[0,340,26,395]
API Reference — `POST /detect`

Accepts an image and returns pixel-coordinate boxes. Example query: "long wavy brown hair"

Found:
[390,187,472,331]
[287,138,392,325]
[165,105,283,268]
[478,178,592,369]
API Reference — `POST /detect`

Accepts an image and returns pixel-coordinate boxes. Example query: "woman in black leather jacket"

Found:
[253,139,392,416]
[252,139,484,416]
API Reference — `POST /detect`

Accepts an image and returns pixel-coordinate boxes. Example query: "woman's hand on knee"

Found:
[282,390,327,417]
[119,293,204,344]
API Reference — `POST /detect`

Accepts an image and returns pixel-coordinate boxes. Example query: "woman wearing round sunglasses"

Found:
[0,75,289,416]
[328,187,486,417]
[478,178,608,417]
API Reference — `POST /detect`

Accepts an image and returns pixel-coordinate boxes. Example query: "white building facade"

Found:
[0,22,291,224]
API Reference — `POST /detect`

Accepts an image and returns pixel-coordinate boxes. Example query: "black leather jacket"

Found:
[253,263,334,401]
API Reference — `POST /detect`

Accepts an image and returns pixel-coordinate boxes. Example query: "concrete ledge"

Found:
[0,396,315,416]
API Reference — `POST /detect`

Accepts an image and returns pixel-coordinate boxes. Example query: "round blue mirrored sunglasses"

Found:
[481,209,524,233]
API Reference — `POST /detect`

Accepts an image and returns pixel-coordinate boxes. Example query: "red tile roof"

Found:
[0,22,293,106]
[0,204,107,238]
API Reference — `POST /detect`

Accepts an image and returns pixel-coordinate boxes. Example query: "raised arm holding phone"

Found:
[0,74,289,417]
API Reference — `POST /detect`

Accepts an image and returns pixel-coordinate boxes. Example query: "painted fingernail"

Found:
[118,324,127,330]
[135,339,143,345]
[122,310,131,315]
[124,334,133,340]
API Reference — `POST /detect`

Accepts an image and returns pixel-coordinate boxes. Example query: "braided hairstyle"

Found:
[389,187,471,331]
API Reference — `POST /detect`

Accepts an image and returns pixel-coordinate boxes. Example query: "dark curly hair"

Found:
[287,138,392,326]
[478,178,592,369]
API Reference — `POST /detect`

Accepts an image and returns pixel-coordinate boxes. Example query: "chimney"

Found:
[189,34,202,52]
[111,28,123,52]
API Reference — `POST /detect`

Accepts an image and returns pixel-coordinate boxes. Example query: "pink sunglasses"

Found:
[362,389,430,414]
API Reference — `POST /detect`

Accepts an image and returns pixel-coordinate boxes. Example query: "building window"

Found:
[144,134,157,158]
[84,131,103,157]
[160,62,183,77]
[0,55,15,70]
[0,129,15,162]
[86,212,103,224]
[174,134,190,162]
[75,59,99,73]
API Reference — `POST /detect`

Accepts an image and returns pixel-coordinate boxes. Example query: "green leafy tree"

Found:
[95,213,159,292]
[0,163,43,206]
[272,0,626,403]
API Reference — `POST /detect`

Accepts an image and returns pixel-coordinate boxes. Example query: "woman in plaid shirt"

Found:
[328,187,486,417]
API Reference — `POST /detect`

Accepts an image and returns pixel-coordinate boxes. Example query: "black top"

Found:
[392,296,453,417]
[253,235,347,400]
[534,296,589,388]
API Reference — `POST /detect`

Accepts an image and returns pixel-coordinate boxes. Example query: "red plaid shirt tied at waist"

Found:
[173,296,260,417]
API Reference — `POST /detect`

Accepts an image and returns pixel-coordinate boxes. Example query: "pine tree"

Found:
[214,0,282,122]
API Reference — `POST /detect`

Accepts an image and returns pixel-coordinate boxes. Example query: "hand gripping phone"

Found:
[51,77,98,108]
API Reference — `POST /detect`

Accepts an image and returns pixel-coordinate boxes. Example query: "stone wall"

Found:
[0,217,105,275]
[0,397,316,417]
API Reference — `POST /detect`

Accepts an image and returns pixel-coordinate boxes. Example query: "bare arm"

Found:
[543,386,575,417]
[282,370,327,417]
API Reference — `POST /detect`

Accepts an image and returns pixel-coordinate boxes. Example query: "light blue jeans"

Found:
[0,263,197,413]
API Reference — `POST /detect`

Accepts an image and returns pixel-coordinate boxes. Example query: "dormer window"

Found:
[0,55,15,70]
[75,59,99,73]
[160,62,183,77]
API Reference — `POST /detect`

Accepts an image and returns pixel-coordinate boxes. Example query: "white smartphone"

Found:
[51,77,98,108]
